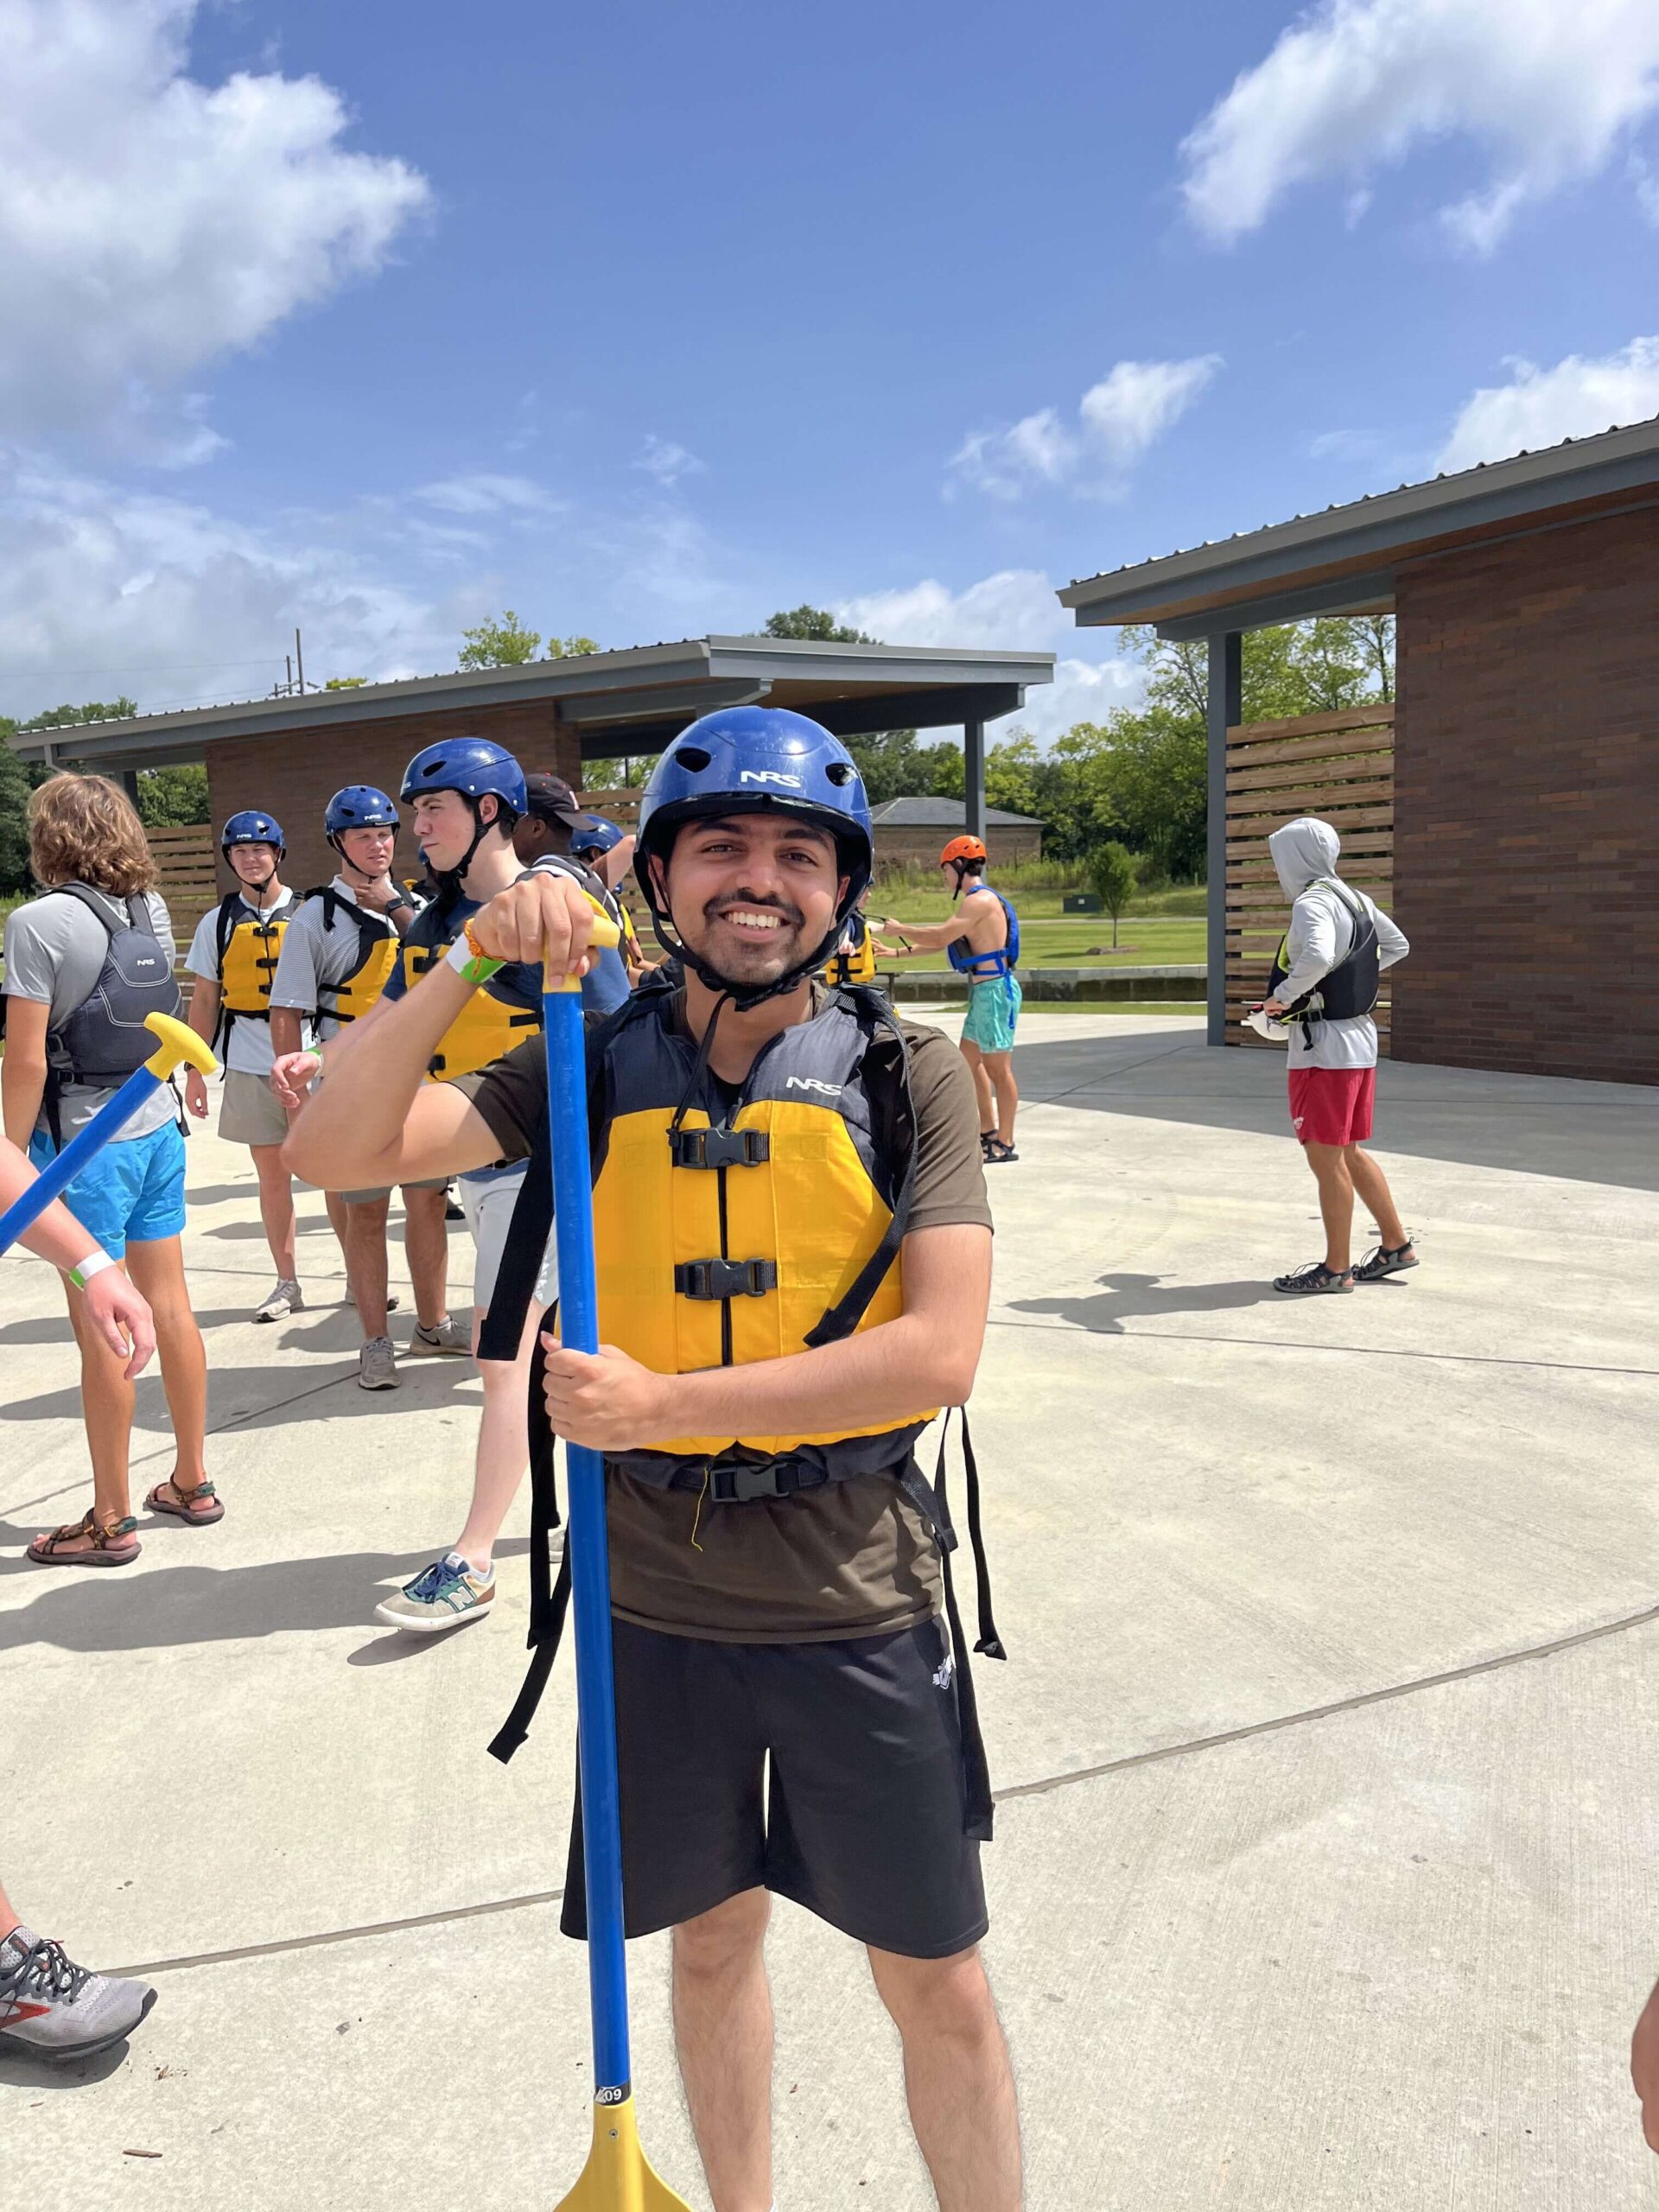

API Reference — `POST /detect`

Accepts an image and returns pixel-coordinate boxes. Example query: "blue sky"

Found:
[3,0,1657,734]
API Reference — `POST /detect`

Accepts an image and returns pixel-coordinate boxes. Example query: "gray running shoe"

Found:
[0,1925,156,2061]
[358,1337,400,1390]
[253,1277,303,1323]
[407,1315,469,1357]
[374,1554,495,1633]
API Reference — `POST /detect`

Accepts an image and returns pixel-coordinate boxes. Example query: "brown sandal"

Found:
[27,1510,142,1568]
[144,1479,225,1527]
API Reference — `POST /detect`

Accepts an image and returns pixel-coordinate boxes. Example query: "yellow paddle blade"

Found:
[555,2094,696,2211]
[142,1011,218,1081]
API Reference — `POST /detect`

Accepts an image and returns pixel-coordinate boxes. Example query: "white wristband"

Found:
[68,1250,117,1291]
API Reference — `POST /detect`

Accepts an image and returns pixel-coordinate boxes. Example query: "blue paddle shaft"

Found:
[542,987,632,2096]
[0,1064,162,1260]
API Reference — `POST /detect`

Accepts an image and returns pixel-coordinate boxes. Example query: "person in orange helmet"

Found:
[884,836,1022,1163]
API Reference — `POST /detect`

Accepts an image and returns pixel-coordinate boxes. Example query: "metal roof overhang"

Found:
[1058,416,1659,640]
[9,637,1053,775]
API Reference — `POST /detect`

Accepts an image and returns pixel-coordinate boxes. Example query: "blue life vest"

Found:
[946,885,1020,982]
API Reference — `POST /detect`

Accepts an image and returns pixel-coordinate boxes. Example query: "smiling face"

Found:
[227,841,280,888]
[336,823,397,879]
[657,810,847,988]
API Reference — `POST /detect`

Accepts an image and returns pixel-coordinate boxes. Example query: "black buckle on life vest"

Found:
[702,1458,825,1503]
[668,1126,770,1170]
[674,1258,778,1300]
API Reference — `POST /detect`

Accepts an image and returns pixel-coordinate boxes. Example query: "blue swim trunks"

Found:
[29,1118,188,1260]
[961,974,1021,1054]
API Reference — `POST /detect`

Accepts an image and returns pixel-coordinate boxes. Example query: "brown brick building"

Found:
[870,798,1043,874]
[1061,418,1659,1085]
[10,638,1054,944]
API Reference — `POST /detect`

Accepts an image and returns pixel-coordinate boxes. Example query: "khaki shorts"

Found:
[339,1177,450,1205]
[219,1068,289,1149]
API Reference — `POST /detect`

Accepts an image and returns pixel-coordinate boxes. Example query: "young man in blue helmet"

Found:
[183,810,308,1320]
[269,787,464,1390]
[285,737,626,1630]
[884,835,1022,1163]
[288,708,1020,2212]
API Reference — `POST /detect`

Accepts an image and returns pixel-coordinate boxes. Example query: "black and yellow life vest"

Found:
[482,979,1006,1834]
[1267,877,1380,1034]
[303,887,399,1027]
[213,890,293,1046]
[399,896,543,1082]
[823,909,877,989]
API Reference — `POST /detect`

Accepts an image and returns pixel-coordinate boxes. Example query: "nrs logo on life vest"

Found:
[785,1075,841,1097]
[738,769,803,788]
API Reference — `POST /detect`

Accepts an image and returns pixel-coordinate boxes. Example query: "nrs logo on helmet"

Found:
[738,769,804,789]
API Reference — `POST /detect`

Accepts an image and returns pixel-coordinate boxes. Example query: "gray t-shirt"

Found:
[3,885,180,1144]
[270,876,411,1043]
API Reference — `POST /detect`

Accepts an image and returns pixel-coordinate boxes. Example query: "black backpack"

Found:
[41,887,181,1142]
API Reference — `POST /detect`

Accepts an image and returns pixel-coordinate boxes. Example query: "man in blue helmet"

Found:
[183,810,308,1321]
[287,708,1020,2210]
[289,736,627,1632]
[269,788,465,1390]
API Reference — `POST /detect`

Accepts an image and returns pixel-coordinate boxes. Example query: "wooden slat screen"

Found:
[1224,702,1395,1052]
[146,822,219,950]
[575,787,642,830]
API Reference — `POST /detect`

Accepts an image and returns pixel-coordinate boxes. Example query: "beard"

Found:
[683,889,816,986]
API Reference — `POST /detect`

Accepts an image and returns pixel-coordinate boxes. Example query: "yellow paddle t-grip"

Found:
[545,896,623,995]
[142,1011,219,1082]
[555,2094,694,2211]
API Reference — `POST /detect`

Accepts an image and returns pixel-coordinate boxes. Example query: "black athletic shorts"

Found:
[559,1615,988,1961]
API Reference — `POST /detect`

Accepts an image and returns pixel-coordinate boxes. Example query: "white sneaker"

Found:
[407,1315,469,1357]
[358,1338,399,1390]
[253,1278,303,1323]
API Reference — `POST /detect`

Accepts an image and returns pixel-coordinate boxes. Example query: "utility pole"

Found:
[294,627,306,694]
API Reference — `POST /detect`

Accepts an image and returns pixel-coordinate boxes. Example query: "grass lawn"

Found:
[873,909,1205,970]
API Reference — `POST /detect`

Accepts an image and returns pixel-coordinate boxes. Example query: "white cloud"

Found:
[415,474,560,517]
[950,358,1221,500]
[1437,337,1659,469]
[1181,0,1659,252]
[834,569,1141,742]
[0,0,429,446]
[633,435,705,488]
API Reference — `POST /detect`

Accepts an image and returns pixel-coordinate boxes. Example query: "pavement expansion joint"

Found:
[105,1601,1659,1989]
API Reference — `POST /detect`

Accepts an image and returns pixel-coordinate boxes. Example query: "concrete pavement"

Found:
[3,1011,1657,2209]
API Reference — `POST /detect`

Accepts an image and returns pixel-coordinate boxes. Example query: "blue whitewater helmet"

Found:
[325,785,398,841]
[221,809,284,854]
[400,736,527,885]
[635,706,873,1004]
[571,813,625,859]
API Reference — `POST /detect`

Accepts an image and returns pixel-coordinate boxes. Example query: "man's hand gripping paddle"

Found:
[0,1014,217,1257]
[540,912,695,2212]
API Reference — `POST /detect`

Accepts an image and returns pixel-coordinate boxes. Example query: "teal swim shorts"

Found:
[961,974,1021,1054]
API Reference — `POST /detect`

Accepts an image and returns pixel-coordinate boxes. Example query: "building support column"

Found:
[963,718,986,842]
[121,769,141,802]
[1206,631,1241,1047]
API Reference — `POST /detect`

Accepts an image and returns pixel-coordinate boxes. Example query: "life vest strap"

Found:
[489,1321,569,1766]
[674,1257,778,1301]
[668,1124,770,1169]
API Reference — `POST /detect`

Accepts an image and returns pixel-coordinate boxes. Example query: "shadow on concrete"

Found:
[1004,1273,1284,1334]
[200,1216,341,1242]
[0,1353,477,1433]
[0,1540,531,1652]
[1013,1034,1659,1192]
[0,1306,275,1350]
[0,2036,136,2091]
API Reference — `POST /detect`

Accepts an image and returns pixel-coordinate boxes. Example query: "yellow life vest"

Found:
[823,911,877,988]
[305,887,399,1027]
[214,893,291,1019]
[399,912,542,1082]
[583,985,934,1460]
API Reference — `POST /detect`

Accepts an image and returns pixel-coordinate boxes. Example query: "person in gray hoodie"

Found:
[1262,816,1416,1294]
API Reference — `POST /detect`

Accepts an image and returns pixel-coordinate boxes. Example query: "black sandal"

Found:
[984,1139,1019,1165]
[145,1478,225,1527]
[27,1510,142,1568]
[1273,1260,1353,1295]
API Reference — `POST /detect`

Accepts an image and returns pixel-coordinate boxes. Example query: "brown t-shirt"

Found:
[457,994,991,1643]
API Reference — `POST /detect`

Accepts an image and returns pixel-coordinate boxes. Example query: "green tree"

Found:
[546,636,601,659]
[135,764,209,828]
[760,607,925,803]
[0,734,40,894]
[459,610,542,668]
[762,607,873,645]
[1088,840,1139,948]
[18,697,139,732]
[325,676,367,690]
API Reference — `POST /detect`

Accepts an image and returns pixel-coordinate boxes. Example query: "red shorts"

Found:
[1288,1066,1376,1147]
